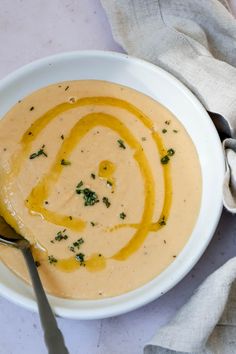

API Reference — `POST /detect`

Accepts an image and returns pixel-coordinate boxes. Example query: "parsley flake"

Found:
[82,188,99,206]
[167,148,175,156]
[48,255,58,264]
[76,181,83,189]
[159,216,166,226]
[117,139,126,149]
[161,155,170,164]
[54,230,68,242]
[73,238,84,248]
[102,197,111,208]
[75,253,85,266]
[69,238,84,253]
[29,145,47,159]
[76,181,99,206]
[61,159,71,166]
[120,212,126,219]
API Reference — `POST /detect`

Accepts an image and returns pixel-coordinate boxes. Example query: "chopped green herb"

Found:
[161,155,170,164]
[35,261,40,267]
[160,148,175,164]
[54,230,68,242]
[61,159,71,166]
[102,197,111,208]
[73,238,84,248]
[61,134,64,140]
[48,255,58,264]
[165,120,171,125]
[117,139,126,149]
[107,181,113,187]
[29,145,47,159]
[141,137,147,141]
[30,106,34,111]
[69,238,84,253]
[120,212,126,220]
[159,216,166,226]
[76,181,99,206]
[75,253,85,265]
[69,216,73,220]
[65,86,69,91]
[76,181,83,189]
[82,188,99,206]
[45,201,49,205]
[167,148,175,156]
[90,221,96,227]
[162,129,167,134]
[173,129,178,133]
[28,131,33,136]
[91,173,96,179]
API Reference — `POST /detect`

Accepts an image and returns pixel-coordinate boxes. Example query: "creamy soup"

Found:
[0,80,201,299]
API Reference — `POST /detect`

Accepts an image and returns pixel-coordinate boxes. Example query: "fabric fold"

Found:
[143,258,236,354]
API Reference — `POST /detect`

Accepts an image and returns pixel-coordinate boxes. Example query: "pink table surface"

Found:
[0,1,235,353]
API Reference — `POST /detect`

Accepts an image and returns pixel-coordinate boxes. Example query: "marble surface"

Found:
[0,1,236,353]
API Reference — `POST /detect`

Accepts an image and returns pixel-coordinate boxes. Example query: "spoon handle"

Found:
[22,247,69,354]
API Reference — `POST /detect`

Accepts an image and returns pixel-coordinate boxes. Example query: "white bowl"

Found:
[0,51,224,319]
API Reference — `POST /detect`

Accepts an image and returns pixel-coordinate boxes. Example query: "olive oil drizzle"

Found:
[7,96,172,271]
[98,160,116,191]
[56,253,106,272]
[27,112,156,262]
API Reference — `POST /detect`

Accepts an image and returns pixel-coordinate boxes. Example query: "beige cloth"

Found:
[101,0,236,353]
[144,258,236,354]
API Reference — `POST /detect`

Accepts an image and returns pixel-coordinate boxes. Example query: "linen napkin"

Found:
[100,0,236,353]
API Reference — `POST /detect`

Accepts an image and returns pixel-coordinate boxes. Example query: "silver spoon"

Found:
[0,216,69,354]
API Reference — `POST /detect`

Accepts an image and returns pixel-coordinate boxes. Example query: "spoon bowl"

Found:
[0,216,30,249]
[0,216,69,354]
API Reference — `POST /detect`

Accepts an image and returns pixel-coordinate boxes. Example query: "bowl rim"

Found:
[0,50,225,319]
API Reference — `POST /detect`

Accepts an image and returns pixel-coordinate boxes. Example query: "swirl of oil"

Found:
[6,96,172,271]
[98,160,116,192]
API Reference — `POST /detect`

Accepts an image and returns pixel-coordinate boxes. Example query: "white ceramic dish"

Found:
[0,51,224,319]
